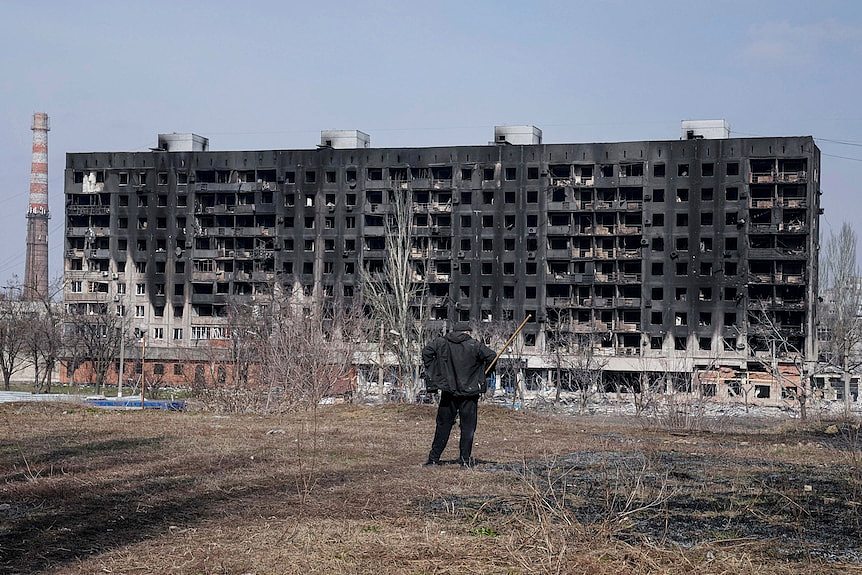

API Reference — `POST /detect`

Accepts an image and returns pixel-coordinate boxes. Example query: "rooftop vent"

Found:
[320,130,371,149]
[681,119,730,140]
[157,133,209,152]
[493,125,542,145]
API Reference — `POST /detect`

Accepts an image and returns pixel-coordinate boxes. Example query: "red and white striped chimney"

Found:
[23,112,50,300]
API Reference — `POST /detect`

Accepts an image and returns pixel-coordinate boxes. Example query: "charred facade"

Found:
[63,129,821,403]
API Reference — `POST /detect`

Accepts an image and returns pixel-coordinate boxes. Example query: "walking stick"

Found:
[485,314,532,375]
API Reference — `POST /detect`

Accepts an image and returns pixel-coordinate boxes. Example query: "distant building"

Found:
[62,123,822,405]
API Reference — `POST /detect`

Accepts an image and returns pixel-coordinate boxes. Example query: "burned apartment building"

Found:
[63,123,821,404]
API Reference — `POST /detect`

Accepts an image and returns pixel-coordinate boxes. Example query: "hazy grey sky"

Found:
[1,0,861,286]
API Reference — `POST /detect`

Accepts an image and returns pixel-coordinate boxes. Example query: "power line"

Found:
[815,136,862,148]
[821,152,862,163]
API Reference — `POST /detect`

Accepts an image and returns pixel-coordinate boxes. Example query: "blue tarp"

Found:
[86,398,186,411]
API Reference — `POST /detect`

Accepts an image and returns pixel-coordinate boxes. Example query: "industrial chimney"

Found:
[23,112,50,301]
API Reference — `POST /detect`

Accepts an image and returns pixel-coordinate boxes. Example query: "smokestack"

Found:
[23,112,50,301]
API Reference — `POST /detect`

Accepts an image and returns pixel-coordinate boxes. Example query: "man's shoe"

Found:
[424,459,442,467]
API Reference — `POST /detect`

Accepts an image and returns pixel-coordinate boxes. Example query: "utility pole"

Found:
[140,331,147,408]
[117,328,125,398]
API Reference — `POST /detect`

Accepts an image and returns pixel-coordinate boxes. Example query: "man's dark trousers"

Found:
[428,391,479,464]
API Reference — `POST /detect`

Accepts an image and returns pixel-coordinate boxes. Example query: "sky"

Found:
[1,0,861,287]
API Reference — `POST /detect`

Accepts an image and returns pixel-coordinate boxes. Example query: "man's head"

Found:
[452,321,473,333]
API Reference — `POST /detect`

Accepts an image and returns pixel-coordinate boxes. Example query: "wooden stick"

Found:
[485,314,532,375]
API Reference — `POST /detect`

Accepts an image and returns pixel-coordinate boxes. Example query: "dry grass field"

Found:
[1,402,861,574]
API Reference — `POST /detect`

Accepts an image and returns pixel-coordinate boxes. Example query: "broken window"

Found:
[701,212,713,226]
[527,167,539,180]
[600,165,613,177]
[676,213,688,226]
[652,213,664,227]
[676,189,689,202]
[701,162,714,177]
[482,168,495,181]
[505,167,517,181]
[677,164,689,177]
[653,164,666,178]
[431,166,452,180]
[461,167,473,180]
[726,162,739,176]
[620,163,644,177]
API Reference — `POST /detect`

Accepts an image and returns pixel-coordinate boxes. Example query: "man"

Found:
[422,322,496,467]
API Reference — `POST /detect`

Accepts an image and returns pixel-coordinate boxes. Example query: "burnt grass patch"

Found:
[435,449,862,563]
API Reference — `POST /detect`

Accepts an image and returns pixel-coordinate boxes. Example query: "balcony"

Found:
[750,273,775,283]
[779,198,807,208]
[587,225,612,236]
[615,297,641,307]
[616,347,641,356]
[776,273,805,284]
[749,199,774,209]
[749,172,775,184]
[778,222,807,232]
[204,227,237,237]
[617,225,642,236]
[594,250,613,260]
[67,205,110,216]
[429,202,452,214]
[595,272,617,283]
[777,171,807,183]
[749,222,778,233]
[614,322,639,332]
[427,272,450,283]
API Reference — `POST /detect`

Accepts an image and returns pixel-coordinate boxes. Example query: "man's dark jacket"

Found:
[422,332,496,396]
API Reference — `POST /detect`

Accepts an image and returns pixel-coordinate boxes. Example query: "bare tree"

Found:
[360,181,430,402]
[21,277,65,393]
[543,313,610,410]
[63,305,130,394]
[745,304,811,419]
[820,223,862,416]
[260,286,364,412]
[0,282,28,390]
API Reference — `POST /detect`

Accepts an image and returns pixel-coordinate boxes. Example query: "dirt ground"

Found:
[1,402,861,574]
